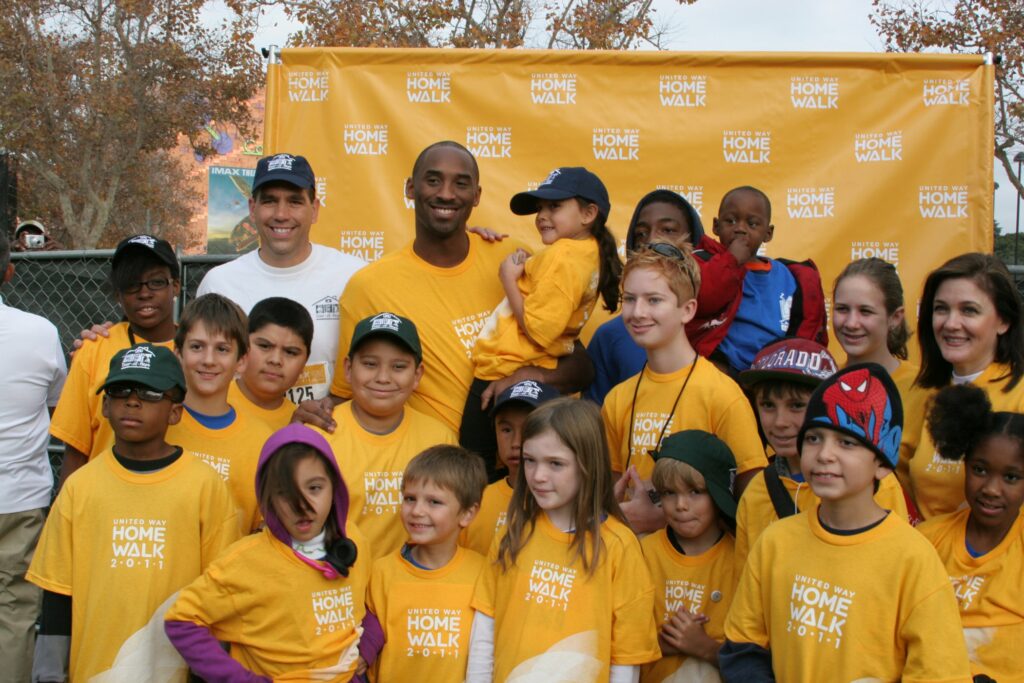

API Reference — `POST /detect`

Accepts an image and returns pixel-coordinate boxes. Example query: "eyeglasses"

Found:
[121,278,171,294]
[104,385,171,402]
[645,242,696,293]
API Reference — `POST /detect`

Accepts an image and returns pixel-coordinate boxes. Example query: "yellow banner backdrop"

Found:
[265,48,993,349]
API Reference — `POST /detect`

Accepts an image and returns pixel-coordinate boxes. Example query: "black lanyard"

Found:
[625,357,698,472]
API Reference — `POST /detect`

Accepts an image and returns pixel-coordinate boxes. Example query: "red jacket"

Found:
[685,238,829,361]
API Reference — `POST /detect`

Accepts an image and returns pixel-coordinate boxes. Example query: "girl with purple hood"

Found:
[164,423,383,682]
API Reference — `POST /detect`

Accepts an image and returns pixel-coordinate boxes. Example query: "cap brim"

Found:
[738,368,825,388]
[707,480,737,520]
[97,375,183,394]
[348,330,422,363]
[510,188,578,215]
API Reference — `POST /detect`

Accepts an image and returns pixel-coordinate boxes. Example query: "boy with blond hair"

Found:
[602,246,766,533]
[367,445,487,681]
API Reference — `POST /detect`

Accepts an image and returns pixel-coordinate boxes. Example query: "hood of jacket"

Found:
[625,189,705,251]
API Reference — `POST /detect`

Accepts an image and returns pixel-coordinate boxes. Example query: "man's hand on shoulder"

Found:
[291,395,343,433]
[69,321,114,358]
[468,226,509,243]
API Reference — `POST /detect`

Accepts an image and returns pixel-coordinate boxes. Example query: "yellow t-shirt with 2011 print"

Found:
[471,512,661,681]
[724,508,972,682]
[367,545,485,682]
[602,357,767,480]
[50,322,175,459]
[640,529,738,683]
[331,234,526,432]
[918,508,1024,682]
[165,524,370,681]
[460,477,514,556]
[315,402,458,561]
[26,450,239,683]
[904,364,1024,520]
[472,237,599,381]
[167,408,275,534]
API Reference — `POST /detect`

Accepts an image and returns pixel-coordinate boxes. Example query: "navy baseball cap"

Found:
[112,234,180,279]
[252,153,315,192]
[491,380,560,416]
[510,167,610,217]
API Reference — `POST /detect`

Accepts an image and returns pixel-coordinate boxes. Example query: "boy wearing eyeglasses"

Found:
[166,294,276,533]
[28,343,239,683]
[602,248,766,534]
[51,234,181,486]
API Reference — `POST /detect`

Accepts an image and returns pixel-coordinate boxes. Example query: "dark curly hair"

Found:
[927,384,1024,462]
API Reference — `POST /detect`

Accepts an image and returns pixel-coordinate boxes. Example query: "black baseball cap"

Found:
[348,312,422,363]
[491,380,560,416]
[510,167,611,217]
[112,235,180,279]
[252,153,315,192]
[98,344,187,396]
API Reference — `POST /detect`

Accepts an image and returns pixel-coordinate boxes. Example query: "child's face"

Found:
[535,199,596,245]
[833,275,902,361]
[621,266,696,351]
[932,277,1008,376]
[756,386,812,461]
[801,427,889,504]
[244,324,309,402]
[116,265,179,332]
[344,338,422,419]
[632,201,691,249]
[523,429,580,525]
[660,483,720,546]
[401,478,477,548]
[713,190,773,259]
[102,383,182,444]
[272,455,333,543]
[178,321,245,401]
[965,435,1024,534]
[495,404,531,479]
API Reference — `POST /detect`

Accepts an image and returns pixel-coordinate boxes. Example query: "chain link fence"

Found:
[4,250,236,475]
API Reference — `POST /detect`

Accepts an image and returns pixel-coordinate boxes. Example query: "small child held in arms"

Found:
[641,430,740,683]
[467,398,660,682]
[721,364,971,681]
[367,445,487,681]
[461,379,560,556]
[165,424,380,682]
[229,296,314,431]
[29,344,238,682]
[463,167,622,476]
[920,384,1024,681]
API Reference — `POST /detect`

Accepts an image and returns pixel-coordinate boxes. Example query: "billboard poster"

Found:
[207,165,257,254]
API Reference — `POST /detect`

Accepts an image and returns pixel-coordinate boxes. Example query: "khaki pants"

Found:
[0,508,45,683]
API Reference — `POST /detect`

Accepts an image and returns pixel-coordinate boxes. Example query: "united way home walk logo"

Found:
[923,79,969,107]
[339,230,385,261]
[659,75,707,108]
[919,185,969,219]
[343,124,388,155]
[288,71,329,103]
[787,187,834,219]
[466,126,512,159]
[407,71,451,103]
[593,128,639,161]
[531,73,577,105]
[790,76,839,109]
[722,131,770,164]
[854,131,902,162]
[850,241,900,268]
[656,185,704,215]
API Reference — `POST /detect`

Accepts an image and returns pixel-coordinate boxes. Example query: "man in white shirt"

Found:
[197,153,366,402]
[0,229,67,682]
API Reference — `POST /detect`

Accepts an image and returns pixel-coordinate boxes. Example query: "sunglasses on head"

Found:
[645,242,685,260]
[104,385,171,402]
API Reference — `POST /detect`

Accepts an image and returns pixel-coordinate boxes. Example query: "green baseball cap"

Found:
[655,430,738,520]
[348,312,422,363]
[98,344,187,396]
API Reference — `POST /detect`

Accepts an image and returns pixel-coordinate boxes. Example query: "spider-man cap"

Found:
[798,362,903,467]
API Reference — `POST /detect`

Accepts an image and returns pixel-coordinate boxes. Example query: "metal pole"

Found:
[1016,152,1024,264]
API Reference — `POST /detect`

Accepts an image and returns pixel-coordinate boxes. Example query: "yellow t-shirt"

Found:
[734,467,909,570]
[906,364,1024,520]
[471,513,661,681]
[165,525,370,681]
[167,409,273,534]
[918,508,1024,682]
[724,508,972,682]
[50,322,175,459]
[26,450,239,683]
[640,529,738,683]
[228,380,296,433]
[366,545,486,682]
[602,357,767,480]
[460,478,514,556]
[330,234,525,432]
[316,402,457,560]
[472,237,599,381]
[891,362,928,487]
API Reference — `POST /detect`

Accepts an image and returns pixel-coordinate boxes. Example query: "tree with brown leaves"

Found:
[872,0,1024,198]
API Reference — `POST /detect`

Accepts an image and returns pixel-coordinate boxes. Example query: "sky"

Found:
[242,0,1021,235]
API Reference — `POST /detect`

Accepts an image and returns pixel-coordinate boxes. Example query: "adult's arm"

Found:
[479,341,594,409]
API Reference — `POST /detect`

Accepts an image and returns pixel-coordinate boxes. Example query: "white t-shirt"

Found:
[197,244,365,401]
[0,296,67,513]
